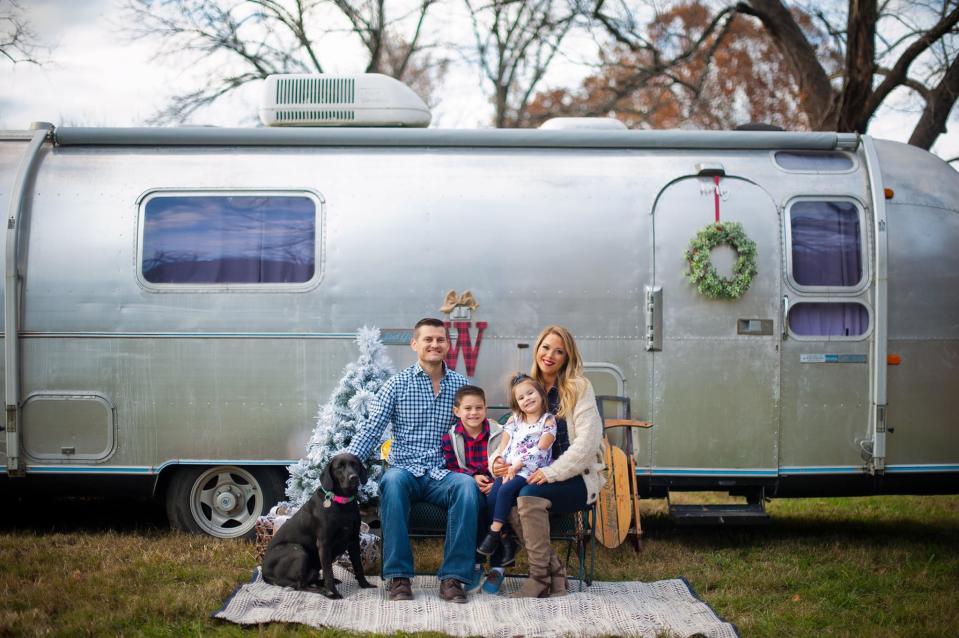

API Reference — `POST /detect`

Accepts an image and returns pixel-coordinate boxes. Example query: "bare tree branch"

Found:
[862,3,959,122]
[909,51,959,149]
[0,0,45,65]
[465,0,577,127]
[736,0,837,129]
[123,0,445,124]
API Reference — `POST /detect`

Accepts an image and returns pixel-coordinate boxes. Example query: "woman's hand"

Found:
[526,469,549,485]
[491,457,510,478]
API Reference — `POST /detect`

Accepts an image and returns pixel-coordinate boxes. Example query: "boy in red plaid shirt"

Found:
[440,385,516,593]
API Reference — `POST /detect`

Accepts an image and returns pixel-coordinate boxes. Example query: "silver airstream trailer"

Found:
[1,74,957,538]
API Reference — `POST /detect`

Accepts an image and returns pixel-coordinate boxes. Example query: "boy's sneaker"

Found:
[482,568,505,594]
[466,564,484,593]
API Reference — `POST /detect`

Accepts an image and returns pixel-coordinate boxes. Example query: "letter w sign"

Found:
[444,321,487,377]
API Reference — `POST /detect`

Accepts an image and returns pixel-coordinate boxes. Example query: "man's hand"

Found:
[474,474,493,494]
[491,457,509,478]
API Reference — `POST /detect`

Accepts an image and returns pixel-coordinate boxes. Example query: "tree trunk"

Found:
[835,0,877,132]
[909,54,959,150]
[738,0,837,129]
[494,85,509,128]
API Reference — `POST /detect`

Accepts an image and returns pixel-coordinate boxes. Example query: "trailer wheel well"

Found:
[154,464,290,539]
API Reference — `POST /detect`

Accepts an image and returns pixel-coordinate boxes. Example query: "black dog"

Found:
[262,453,376,598]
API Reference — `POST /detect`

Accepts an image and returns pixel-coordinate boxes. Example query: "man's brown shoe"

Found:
[387,577,413,601]
[439,578,467,603]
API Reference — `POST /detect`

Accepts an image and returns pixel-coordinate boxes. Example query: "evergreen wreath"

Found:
[683,221,758,300]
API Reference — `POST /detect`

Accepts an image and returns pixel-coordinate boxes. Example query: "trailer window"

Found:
[788,302,869,337]
[141,195,316,285]
[775,151,854,172]
[789,200,862,287]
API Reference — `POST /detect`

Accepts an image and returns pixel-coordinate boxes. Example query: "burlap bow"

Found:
[439,290,479,313]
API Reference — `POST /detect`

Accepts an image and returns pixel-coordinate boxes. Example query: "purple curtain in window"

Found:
[789,303,869,337]
[142,195,316,284]
[789,201,864,337]
[790,201,862,287]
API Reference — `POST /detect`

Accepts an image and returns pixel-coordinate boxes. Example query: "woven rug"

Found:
[214,566,739,637]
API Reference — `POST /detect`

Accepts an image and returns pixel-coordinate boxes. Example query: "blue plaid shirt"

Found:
[348,362,468,480]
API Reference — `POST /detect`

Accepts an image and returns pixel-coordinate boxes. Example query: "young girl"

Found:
[477,374,557,558]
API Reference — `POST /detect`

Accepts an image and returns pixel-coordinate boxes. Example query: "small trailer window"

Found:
[788,200,863,288]
[140,194,317,285]
[774,151,854,172]
[788,302,869,337]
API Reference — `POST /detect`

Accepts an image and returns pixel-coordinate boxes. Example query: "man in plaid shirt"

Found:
[347,318,478,603]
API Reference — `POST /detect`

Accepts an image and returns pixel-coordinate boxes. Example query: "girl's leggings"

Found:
[486,475,528,525]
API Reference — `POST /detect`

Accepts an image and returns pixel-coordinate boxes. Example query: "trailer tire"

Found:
[165,465,286,539]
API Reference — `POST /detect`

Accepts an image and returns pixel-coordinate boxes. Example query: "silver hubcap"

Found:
[189,466,262,538]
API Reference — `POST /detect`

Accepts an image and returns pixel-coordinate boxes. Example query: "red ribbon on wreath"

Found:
[714,175,721,222]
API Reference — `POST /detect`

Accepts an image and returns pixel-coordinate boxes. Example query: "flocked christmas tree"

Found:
[285,326,394,508]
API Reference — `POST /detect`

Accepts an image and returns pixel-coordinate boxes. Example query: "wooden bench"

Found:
[397,500,596,589]
[375,404,636,589]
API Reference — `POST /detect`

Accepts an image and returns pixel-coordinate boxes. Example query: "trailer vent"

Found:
[275,77,356,106]
[260,73,431,127]
[275,110,356,122]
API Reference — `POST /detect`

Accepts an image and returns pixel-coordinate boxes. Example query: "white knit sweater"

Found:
[539,377,607,504]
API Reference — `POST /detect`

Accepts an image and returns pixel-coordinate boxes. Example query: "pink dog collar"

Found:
[320,487,355,508]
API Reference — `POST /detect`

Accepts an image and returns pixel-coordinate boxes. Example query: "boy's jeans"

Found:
[380,467,480,584]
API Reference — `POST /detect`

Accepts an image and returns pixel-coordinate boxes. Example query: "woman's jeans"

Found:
[518,475,588,513]
[378,467,480,583]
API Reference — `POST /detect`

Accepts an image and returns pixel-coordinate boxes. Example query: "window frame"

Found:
[135,188,325,293]
[785,298,873,342]
[784,196,870,295]
[769,150,858,174]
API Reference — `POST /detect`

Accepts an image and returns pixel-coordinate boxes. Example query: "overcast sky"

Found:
[3,0,958,162]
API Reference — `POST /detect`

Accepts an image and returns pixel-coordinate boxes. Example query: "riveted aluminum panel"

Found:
[778,339,871,468]
[1,133,956,489]
[650,176,781,472]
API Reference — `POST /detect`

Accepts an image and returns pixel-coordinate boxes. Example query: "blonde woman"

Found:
[490,325,605,597]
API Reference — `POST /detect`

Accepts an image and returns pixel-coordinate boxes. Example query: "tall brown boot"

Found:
[511,496,552,598]
[547,549,568,597]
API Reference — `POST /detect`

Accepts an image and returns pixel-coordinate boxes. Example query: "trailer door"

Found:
[650,175,781,477]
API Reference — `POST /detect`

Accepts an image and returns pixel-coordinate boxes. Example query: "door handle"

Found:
[646,286,662,351]
[782,295,789,340]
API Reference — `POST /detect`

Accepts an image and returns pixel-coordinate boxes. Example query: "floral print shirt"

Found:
[502,412,557,478]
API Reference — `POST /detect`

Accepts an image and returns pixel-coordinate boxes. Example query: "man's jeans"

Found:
[380,467,480,583]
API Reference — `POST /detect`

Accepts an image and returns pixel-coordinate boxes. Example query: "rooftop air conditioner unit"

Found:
[259,73,431,128]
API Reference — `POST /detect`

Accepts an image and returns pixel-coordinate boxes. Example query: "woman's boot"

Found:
[511,496,552,598]
[547,549,568,597]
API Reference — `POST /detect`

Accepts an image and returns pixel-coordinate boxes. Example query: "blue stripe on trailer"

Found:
[648,468,779,477]
[778,466,865,475]
[153,459,296,471]
[24,466,154,474]
[885,464,959,473]
[0,460,297,475]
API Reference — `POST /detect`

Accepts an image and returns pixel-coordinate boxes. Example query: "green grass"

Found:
[1,494,957,637]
